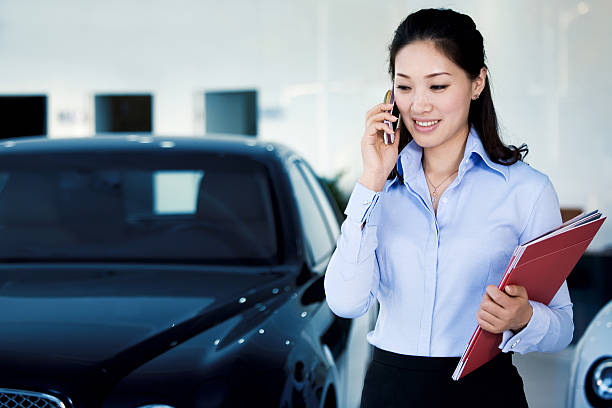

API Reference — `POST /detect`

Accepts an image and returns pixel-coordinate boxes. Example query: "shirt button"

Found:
[362,200,370,205]
[511,338,521,348]
[441,197,448,204]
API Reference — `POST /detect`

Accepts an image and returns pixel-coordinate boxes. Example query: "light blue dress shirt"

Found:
[324,126,573,357]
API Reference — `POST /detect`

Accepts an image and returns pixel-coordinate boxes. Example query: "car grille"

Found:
[0,389,65,408]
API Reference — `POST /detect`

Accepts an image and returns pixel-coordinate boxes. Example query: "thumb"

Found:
[505,285,527,298]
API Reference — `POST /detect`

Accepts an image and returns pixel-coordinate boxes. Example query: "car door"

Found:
[287,158,378,408]
[286,158,337,273]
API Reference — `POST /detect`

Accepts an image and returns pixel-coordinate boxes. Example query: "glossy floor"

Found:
[514,345,575,408]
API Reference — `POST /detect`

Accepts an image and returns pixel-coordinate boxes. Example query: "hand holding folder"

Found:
[452,210,606,381]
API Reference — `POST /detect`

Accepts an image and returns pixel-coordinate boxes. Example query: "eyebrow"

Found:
[396,72,451,79]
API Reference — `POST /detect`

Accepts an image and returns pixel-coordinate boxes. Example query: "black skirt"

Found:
[360,347,529,408]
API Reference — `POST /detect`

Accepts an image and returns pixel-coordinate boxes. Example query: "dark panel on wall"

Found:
[95,94,152,133]
[0,96,47,139]
[205,90,257,136]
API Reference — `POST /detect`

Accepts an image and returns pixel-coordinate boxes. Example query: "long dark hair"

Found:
[387,8,527,181]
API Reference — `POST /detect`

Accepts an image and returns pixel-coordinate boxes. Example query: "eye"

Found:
[396,85,411,91]
[431,85,448,91]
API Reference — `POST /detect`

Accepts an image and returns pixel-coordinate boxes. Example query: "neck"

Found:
[422,126,469,177]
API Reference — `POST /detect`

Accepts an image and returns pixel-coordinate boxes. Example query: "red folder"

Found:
[452,211,606,381]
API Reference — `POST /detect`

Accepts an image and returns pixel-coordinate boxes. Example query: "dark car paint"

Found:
[101,268,337,407]
[0,136,354,408]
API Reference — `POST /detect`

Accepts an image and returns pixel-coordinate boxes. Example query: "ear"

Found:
[472,67,487,98]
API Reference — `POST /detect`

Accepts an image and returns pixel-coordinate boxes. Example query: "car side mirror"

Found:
[300,271,325,306]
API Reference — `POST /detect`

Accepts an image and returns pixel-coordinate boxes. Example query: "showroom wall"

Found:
[0,0,610,250]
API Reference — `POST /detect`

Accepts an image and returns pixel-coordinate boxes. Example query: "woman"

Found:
[323,8,573,407]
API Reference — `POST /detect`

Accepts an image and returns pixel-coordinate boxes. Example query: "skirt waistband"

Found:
[371,346,512,371]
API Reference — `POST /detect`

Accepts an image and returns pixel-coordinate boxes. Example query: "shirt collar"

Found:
[465,126,509,181]
[392,126,508,190]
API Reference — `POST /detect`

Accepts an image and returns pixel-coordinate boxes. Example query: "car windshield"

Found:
[0,151,279,265]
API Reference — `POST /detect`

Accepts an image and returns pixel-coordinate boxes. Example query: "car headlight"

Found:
[593,358,612,399]
[587,357,612,405]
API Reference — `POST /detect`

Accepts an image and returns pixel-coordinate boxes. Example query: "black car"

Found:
[0,135,376,408]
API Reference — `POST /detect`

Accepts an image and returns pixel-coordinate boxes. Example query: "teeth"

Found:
[415,120,439,127]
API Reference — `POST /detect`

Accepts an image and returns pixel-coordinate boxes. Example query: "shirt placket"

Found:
[423,157,471,354]
[418,211,439,355]
[405,169,439,355]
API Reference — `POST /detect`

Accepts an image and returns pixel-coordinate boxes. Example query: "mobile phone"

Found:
[383,88,401,145]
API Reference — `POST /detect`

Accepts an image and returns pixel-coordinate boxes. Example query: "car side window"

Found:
[287,160,335,265]
[295,161,340,241]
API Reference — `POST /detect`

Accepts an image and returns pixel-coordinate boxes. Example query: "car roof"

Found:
[0,134,300,163]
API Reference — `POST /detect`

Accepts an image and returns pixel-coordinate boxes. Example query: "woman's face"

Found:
[394,40,485,150]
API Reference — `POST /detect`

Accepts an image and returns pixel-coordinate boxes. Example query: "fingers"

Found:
[365,121,396,140]
[363,103,401,146]
[365,103,394,120]
[480,284,532,332]
[505,285,528,299]
[477,308,505,334]
[478,320,499,334]
[480,292,506,320]
[485,285,512,308]
[366,111,398,128]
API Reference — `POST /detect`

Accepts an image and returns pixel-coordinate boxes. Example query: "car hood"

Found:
[0,264,297,398]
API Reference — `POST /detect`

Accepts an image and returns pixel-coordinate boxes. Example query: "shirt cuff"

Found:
[344,182,382,227]
[498,300,550,354]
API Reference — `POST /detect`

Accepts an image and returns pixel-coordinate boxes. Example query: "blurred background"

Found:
[0,0,610,406]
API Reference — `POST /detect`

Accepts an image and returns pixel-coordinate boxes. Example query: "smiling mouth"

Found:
[414,119,440,127]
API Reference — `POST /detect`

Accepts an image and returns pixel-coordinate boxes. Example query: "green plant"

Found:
[319,169,349,221]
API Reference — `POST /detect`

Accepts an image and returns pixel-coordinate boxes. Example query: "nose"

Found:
[410,89,433,115]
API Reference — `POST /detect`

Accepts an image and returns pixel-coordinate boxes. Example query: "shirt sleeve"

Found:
[498,176,574,354]
[323,181,383,319]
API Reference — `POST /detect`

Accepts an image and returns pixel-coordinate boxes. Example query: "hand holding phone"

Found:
[357,90,401,192]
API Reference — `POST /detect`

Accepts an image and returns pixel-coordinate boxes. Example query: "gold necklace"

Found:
[424,169,458,202]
